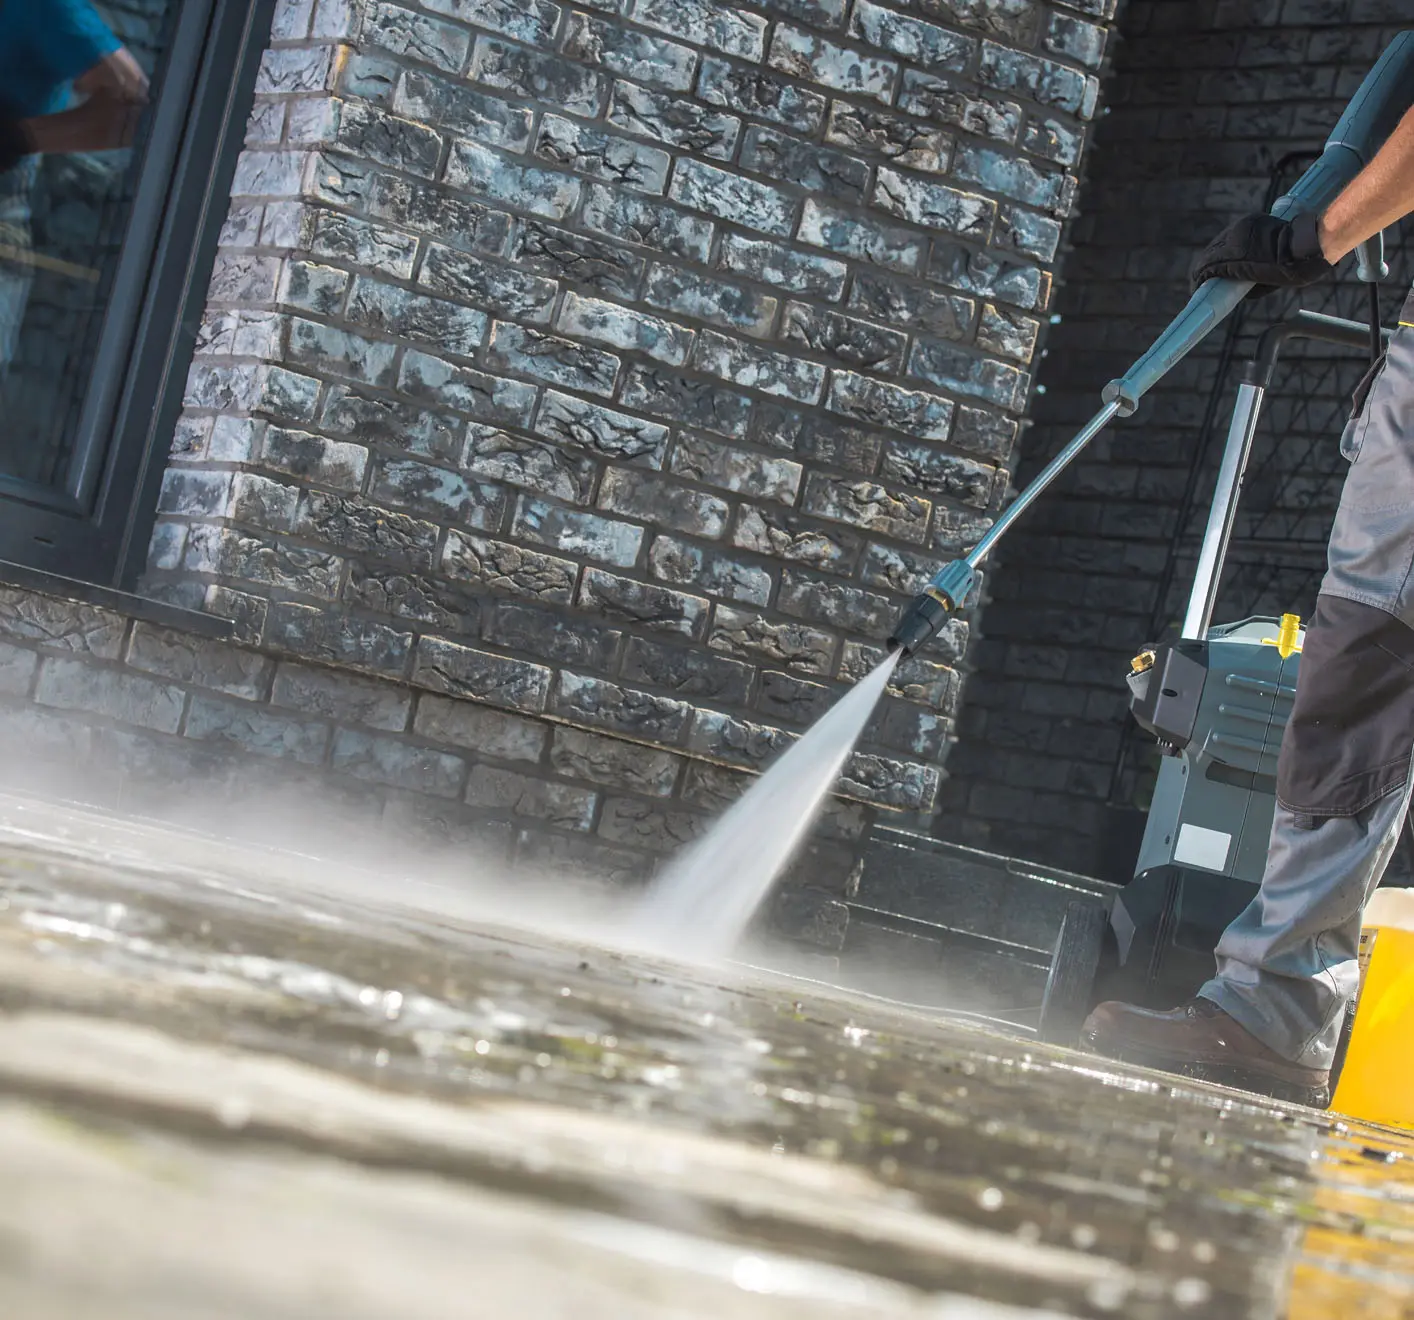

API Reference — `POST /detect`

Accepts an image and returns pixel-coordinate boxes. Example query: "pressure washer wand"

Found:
[887,29,1414,657]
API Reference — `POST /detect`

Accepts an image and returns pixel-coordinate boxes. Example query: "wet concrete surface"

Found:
[0,793,1411,1319]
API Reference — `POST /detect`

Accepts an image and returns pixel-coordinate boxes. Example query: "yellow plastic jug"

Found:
[1332,889,1414,1128]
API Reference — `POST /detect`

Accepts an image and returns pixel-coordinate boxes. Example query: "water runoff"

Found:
[636,654,899,960]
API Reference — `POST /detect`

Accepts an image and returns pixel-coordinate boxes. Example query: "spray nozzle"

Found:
[887,560,976,656]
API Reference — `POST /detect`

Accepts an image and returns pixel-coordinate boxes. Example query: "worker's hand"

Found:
[1190,211,1333,300]
[0,113,35,176]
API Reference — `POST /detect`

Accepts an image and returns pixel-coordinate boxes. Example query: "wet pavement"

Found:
[0,793,1411,1319]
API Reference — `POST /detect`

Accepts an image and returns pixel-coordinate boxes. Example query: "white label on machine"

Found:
[1174,823,1231,872]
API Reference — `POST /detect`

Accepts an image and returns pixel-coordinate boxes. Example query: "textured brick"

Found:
[697,58,828,136]
[286,318,398,386]
[321,386,464,464]
[295,489,440,568]
[374,180,514,255]
[643,265,777,338]
[35,658,184,734]
[344,565,485,633]
[369,457,508,527]
[550,726,681,795]
[443,530,576,603]
[273,661,412,731]
[781,303,907,374]
[578,567,709,637]
[186,694,330,764]
[994,204,1062,263]
[708,606,835,673]
[622,634,753,703]
[420,0,559,44]
[872,168,995,239]
[467,764,596,830]
[196,528,344,598]
[898,71,1023,144]
[466,429,595,505]
[552,671,692,741]
[859,542,946,596]
[310,211,418,278]
[413,692,547,760]
[365,3,470,74]
[755,670,834,726]
[739,127,870,204]
[954,143,1067,211]
[535,115,671,194]
[418,245,557,324]
[394,70,533,151]
[669,158,796,238]
[976,302,1041,362]
[731,505,862,574]
[607,83,740,161]
[826,371,954,441]
[337,103,443,177]
[484,600,622,671]
[840,752,938,810]
[825,103,950,174]
[265,604,413,678]
[556,292,691,366]
[881,440,997,509]
[469,38,604,116]
[563,13,699,92]
[692,330,825,404]
[513,221,643,299]
[977,41,1095,117]
[850,272,974,341]
[619,365,752,437]
[801,474,931,543]
[127,625,271,699]
[487,321,620,397]
[598,796,707,850]
[444,142,581,220]
[797,200,925,273]
[850,1,975,69]
[768,26,897,103]
[778,571,895,636]
[332,727,465,797]
[279,260,348,316]
[686,708,793,768]
[930,241,1048,311]
[412,636,551,711]
[347,278,488,356]
[718,234,848,299]
[582,183,714,263]
[599,468,730,538]
[754,404,884,473]
[512,496,644,567]
[669,432,802,504]
[646,536,773,607]
[633,0,767,61]
[535,390,669,466]
[910,339,1026,410]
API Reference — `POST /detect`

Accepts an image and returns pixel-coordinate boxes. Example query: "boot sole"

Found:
[1090,1038,1330,1109]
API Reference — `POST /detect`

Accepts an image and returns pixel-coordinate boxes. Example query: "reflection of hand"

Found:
[0,116,36,176]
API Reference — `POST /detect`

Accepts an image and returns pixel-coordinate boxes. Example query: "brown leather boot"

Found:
[1081,997,1331,1108]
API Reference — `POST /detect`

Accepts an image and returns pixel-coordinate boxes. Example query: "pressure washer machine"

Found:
[884,31,1414,1059]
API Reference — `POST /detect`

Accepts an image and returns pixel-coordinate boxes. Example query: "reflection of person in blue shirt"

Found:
[0,0,149,374]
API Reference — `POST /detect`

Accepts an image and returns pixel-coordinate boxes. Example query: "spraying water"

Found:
[637,654,900,959]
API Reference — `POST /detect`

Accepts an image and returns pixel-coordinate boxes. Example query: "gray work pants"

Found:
[1201,286,1414,1070]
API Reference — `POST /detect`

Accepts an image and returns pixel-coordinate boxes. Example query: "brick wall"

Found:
[938,0,1411,878]
[134,0,1116,903]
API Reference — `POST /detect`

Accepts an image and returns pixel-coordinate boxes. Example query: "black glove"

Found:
[0,114,35,176]
[1190,210,1333,301]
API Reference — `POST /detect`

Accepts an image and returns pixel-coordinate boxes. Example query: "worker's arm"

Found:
[21,48,149,154]
[1319,104,1414,263]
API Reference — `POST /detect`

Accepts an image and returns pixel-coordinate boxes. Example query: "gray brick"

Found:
[321,386,464,465]
[346,278,488,356]
[513,221,643,299]
[279,261,349,316]
[691,330,825,405]
[669,158,796,239]
[365,3,471,74]
[196,528,344,598]
[487,322,619,397]
[932,506,993,555]
[753,403,884,473]
[739,127,869,204]
[781,303,906,374]
[413,693,547,760]
[697,58,827,136]
[778,570,894,635]
[717,234,847,299]
[753,0,847,26]
[344,565,484,634]
[466,427,597,504]
[418,244,557,324]
[840,752,938,810]
[186,694,329,763]
[607,82,740,161]
[556,291,690,367]
[849,271,973,341]
[562,13,698,92]
[550,725,680,796]
[669,431,801,505]
[598,796,707,851]
[127,625,271,699]
[515,828,648,885]
[266,603,413,678]
[824,102,949,174]
[535,115,671,194]
[916,0,1041,41]
[756,669,834,725]
[332,727,465,797]
[257,44,335,93]
[976,302,1040,362]
[337,102,442,177]
[977,41,1094,117]
[467,764,596,830]
[582,183,714,263]
[930,242,1047,311]
[444,142,581,220]
[599,468,730,538]
[295,489,440,567]
[159,470,233,519]
[731,504,862,574]
[646,535,773,606]
[339,52,401,106]
[826,370,954,440]
[643,265,777,338]
[412,635,552,711]
[686,708,793,768]
[311,211,419,278]
[273,661,412,731]
[798,199,926,273]
[619,365,752,437]
[469,38,604,116]
[35,658,184,733]
[994,203,1062,263]
[899,71,1023,144]
[909,339,1026,410]
[484,599,622,671]
[394,69,533,151]
[229,473,300,533]
[633,0,767,61]
[843,641,957,709]
[951,404,1016,462]
[369,457,509,527]
[553,671,691,740]
[534,389,670,465]
[622,634,753,703]
[872,168,994,240]
[801,473,931,542]
[287,317,398,386]
[953,143,1066,210]
[1021,115,1083,168]
[420,0,560,44]
[577,567,708,638]
[708,606,834,673]
[443,529,576,603]
[512,496,644,567]
[371,177,513,255]
[859,542,945,596]
[880,440,996,508]
[768,25,896,103]
[850,1,975,70]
